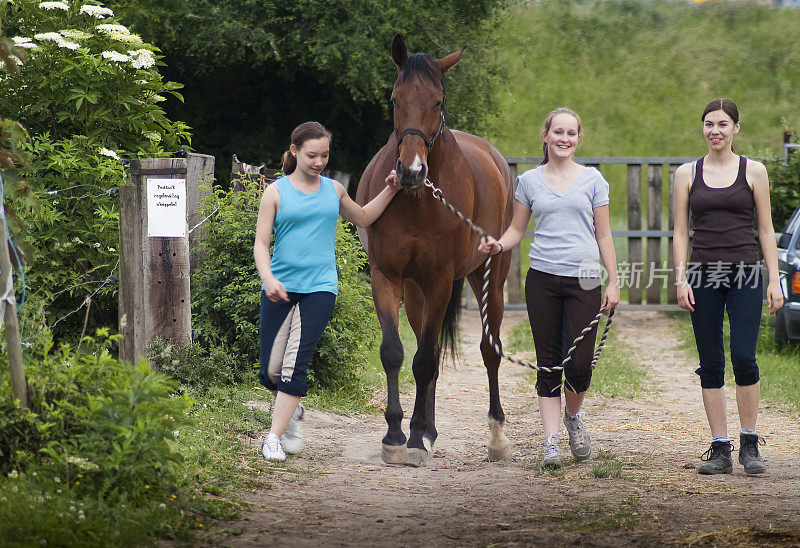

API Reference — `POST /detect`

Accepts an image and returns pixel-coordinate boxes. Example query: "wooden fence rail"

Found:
[503,156,698,311]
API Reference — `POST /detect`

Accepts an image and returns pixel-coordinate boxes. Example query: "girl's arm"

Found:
[477,200,532,255]
[750,160,784,315]
[593,204,620,310]
[254,184,288,302]
[337,171,401,227]
[672,163,694,312]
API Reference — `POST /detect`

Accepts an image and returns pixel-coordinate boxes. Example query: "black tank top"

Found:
[689,156,759,264]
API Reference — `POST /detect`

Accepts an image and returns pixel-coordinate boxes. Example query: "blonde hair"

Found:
[540,108,582,165]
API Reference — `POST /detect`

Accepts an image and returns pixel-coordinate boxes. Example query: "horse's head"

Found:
[390,35,464,189]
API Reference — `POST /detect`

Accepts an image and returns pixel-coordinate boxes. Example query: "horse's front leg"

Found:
[406,279,451,466]
[371,269,406,464]
[468,262,510,461]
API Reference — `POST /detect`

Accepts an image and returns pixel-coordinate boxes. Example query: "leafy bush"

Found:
[0,326,193,504]
[0,0,190,340]
[191,181,380,389]
[766,144,800,231]
[147,337,256,391]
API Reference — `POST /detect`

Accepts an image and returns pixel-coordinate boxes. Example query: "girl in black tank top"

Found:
[672,98,783,477]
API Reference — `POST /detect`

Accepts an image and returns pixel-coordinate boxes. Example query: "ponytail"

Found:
[282,150,297,174]
[540,141,549,166]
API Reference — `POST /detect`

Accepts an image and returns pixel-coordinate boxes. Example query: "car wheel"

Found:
[775,307,788,346]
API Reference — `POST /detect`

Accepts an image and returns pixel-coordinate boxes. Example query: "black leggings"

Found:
[525,269,602,397]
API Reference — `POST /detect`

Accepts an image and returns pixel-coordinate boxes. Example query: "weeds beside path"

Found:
[222,309,800,547]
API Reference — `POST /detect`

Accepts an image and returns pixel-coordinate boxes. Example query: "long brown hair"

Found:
[540,107,582,165]
[281,121,333,174]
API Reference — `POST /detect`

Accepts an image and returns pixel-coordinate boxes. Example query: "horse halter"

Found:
[394,100,446,153]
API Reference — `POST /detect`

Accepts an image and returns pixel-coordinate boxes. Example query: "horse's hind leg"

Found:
[467,260,510,461]
[372,270,407,464]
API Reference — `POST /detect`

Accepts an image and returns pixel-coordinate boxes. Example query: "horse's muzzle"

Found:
[396,159,428,189]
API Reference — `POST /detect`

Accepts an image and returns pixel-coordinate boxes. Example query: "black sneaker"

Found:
[698,440,733,475]
[738,433,766,475]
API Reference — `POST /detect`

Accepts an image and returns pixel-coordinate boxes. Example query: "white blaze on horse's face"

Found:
[409,154,423,175]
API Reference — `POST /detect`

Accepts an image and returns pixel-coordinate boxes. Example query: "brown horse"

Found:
[356,35,514,465]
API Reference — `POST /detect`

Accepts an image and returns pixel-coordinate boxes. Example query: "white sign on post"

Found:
[147,178,187,237]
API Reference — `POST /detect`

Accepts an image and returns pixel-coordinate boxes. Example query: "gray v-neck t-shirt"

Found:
[515,165,610,278]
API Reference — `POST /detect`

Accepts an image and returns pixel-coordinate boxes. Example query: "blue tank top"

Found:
[269,176,340,295]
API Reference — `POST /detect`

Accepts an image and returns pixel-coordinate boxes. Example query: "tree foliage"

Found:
[107,0,510,181]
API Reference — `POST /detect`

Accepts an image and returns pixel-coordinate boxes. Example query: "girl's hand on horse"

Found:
[602,282,620,311]
[478,236,502,255]
[385,169,401,190]
[264,276,289,303]
[677,281,695,312]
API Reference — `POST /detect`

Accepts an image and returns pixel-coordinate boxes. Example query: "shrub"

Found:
[0,326,193,504]
[766,143,800,231]
[191,181,380,389]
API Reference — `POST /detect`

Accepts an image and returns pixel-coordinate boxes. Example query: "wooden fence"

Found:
[503,156,698,311]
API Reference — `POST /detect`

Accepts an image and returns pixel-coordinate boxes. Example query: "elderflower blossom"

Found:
[151,95,166,102]
[96,24,129,35]
[65,456,100,471]
[101,50,129,62]
[99,148,119,160]
[33,32,79,50]
[143,131,161,142]
[128,48,155,69]
[39,1,70,10]
[79,4,113,18]
[108,31,142,43]
[60,29,92,40]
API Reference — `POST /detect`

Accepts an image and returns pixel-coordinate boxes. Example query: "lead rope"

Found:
[422,177,614,385]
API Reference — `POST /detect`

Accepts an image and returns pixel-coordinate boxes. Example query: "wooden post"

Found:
[667,164,679,304]
[627,164,643,304]
[119,157,200,365]
[506,162,523,304]
[647,164,662,304]
[185,153,215,275]
[0,201,28,409]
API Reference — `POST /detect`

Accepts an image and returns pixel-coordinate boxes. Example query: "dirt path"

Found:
[226,309,800,547]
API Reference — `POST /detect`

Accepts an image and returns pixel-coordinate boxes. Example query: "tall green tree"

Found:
[108,0,510,182]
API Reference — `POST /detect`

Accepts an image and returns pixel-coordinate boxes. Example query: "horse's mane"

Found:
[398,53,442,86]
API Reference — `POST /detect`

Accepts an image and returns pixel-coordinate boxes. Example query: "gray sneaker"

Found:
[738,433,766,475]
[542,436,563,468]
[281,402,304,454]
[563,410,592,461]
[261,432,286,462]
[698,440,733,475]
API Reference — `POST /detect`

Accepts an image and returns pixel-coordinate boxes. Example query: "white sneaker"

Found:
[564,410,592,461]
[542,435,563,468]
[262,432,285,461]
[281,403,304,454]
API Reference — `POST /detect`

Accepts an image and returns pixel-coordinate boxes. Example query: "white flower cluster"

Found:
[108,31,142,43]
[101,50,129,62]
[12,36,38,50]
[79,4,113,18]
[39,1,70,10]
[99,147,120,160]
[143,131,162,142]
[96,23,129,34]
[60,29,92,40]
[128,48,155,69]
[33,32,79,50]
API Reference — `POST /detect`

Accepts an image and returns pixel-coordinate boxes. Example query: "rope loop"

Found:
[423,177,615,378]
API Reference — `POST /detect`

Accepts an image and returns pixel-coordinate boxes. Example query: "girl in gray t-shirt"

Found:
[479,108,619,469]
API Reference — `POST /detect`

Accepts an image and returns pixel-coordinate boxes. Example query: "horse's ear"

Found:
[436,45,466,74]
[392,34,408,69]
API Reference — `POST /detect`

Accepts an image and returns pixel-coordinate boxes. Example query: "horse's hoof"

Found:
[382,443,407,465]
[404,448,430,467]
[487,443,511,462]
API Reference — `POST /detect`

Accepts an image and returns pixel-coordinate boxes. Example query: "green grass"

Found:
[670,310,800,415]
[544,497,639,532]
[488,0,800,161]
[505,313,648,398]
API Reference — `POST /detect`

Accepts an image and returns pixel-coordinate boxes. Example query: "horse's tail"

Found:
[439,278,464,363]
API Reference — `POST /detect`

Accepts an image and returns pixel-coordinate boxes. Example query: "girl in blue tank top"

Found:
[254,121,400,461]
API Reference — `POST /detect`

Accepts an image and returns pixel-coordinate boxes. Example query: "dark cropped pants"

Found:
[689,263,762,389]
[525,268,601,397]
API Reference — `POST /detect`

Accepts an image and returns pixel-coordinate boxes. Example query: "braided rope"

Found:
[422,177,614,375]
